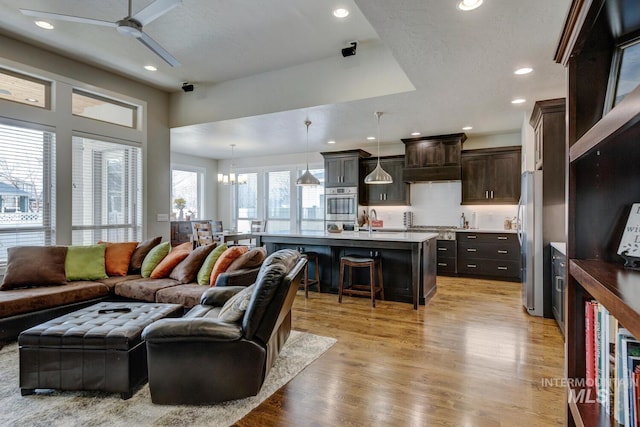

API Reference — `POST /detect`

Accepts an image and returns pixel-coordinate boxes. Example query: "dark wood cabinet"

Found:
[461,146,521,205]
[436,240,456,275]
[321,150,370,188]
[359,155,409,205]
[551,246,565,336]
[170,221,193,247]
[555,1,640,425]
[401,133,466,182]
[531,98,566,320]
[456,232,521,281]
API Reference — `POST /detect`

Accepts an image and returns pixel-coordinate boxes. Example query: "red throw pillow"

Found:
[99,241,139,276]
[209,246,249,286]
[150,243,192,279]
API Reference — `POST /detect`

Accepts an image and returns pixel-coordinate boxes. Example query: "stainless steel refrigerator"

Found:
[517,170,543,316]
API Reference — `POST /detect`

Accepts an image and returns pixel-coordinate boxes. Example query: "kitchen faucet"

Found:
[368,209,377,234]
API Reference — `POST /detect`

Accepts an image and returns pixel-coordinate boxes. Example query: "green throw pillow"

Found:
[65,244,108,281]
[197,244,227,285]
[141,241,170,278]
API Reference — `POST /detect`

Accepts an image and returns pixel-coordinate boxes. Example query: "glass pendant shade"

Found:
[365,111,393,185]
[296,120,320,186]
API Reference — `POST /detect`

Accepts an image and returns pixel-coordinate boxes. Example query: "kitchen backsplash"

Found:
[361,181,518,230]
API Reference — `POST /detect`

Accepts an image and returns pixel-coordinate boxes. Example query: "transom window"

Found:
[72,90,138,128]
[0,67,51,109]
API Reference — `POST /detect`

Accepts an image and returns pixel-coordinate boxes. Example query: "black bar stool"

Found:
[298,249,321,298]
[338,253,384,307]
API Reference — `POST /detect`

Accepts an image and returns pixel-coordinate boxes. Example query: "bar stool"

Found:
[298,249,321,298]
[338,253,384,307]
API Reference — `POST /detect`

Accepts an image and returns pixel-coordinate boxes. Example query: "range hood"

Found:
[401,133,466,182]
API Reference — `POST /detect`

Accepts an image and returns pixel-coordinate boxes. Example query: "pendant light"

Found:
[364,111,393,184]
[296,120,320,186]
[217,144,247,185]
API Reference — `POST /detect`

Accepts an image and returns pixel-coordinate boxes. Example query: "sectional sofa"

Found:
[0,237,266,342]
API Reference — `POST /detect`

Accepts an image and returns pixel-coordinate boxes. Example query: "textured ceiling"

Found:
[0,0,572,159]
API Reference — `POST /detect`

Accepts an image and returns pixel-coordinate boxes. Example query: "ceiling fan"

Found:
[20,0,182,67]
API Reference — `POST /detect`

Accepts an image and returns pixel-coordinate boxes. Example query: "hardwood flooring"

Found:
[236,276,565,426]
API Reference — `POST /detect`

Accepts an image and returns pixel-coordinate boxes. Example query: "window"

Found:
[72,136,141,244]
[266,170,291,233]
[0,68,51,109]
[171,167,203,220]
[298,168,325,232]
[236,172,258,232]
[0,122,55,267]
[72,90,138,128]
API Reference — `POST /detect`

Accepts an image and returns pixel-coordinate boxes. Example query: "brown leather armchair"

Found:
[141,249,306,404]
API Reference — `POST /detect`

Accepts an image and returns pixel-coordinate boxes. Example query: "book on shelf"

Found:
[633,365,640,427]
[613,326,640,426]
[586,300,597,386]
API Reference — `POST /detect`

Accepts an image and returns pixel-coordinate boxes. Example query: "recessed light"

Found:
[327,140,336,144]
[411,132,421,136]
[0,89,11,96]
[144,65,157,71]
[25,98,39,103]
[333,8,349,18]
[366,136,376,141]
[35,20,54,30]
[457,0,483,11]
[514,67,533,75]
[462,126,473,131]
[511,98,526,104]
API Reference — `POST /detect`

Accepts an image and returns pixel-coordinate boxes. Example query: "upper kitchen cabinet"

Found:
[461,146,521,204]
[401,133,467,182]
[360,155,409,205]
[321,149,370,188]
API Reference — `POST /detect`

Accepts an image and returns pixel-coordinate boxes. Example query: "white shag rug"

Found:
[0,330,335,427]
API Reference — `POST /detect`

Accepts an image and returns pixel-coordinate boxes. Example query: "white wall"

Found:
[0,35,171,242]
[170,152,218,221]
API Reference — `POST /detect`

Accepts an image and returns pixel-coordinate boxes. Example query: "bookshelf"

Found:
[555,1,640,426]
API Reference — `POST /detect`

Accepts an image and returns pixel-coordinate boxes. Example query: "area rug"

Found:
[0,330,336,426]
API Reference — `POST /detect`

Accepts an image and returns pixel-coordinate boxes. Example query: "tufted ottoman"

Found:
[18,302,183,399]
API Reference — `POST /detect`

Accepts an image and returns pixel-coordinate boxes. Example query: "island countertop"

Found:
[255,230,438,243]
[256,231,438,309]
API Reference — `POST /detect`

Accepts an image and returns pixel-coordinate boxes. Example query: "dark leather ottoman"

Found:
[18,302,183,399]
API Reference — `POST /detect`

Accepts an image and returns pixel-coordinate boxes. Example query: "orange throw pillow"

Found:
[150,243,192,279]
[99,241,139,276]
[209,246,249,286]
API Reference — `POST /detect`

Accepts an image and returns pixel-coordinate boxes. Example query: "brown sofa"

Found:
[0,245,262,342]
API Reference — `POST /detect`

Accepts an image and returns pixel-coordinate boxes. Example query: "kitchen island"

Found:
[256,231,438,309]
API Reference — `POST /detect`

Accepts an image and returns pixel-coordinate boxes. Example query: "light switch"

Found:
[157,213,169,222]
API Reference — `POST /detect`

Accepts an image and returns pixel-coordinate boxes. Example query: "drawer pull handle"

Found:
[437,263,447,266]
[467,235,477,239]
[497,266,508,270]
[497,250,508,254]
[497,236,508,240]
[467,248,477,252]
[467,264,477,268]
[438,248,448,251]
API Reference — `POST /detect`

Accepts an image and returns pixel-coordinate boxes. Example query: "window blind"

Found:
[72,136,141,245]
[0,122,55,267]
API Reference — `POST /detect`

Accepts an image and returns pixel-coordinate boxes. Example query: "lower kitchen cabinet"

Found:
[456,232,521,281]
[436,240,456,275]
[551,245,565,335]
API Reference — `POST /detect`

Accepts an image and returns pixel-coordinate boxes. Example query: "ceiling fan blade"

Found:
[20,9,117,27]
[132,0,181,26]
[137,31,181,67]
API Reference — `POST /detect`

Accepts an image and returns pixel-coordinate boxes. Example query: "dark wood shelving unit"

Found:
[556,1,640,426]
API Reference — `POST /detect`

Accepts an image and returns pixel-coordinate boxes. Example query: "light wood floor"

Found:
[237,276,566,426]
